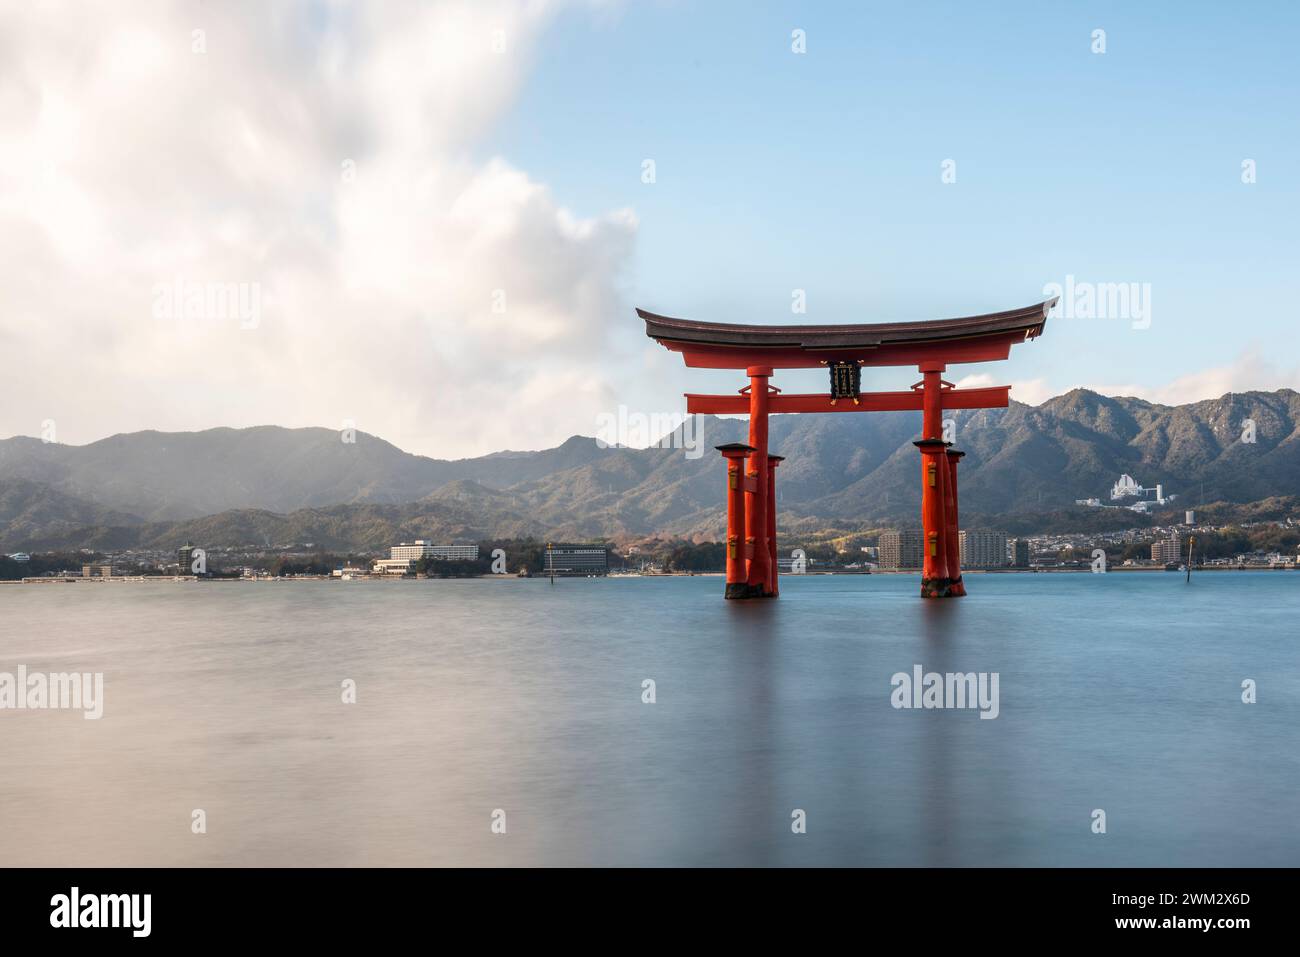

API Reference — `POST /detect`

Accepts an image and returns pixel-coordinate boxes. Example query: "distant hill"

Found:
[12,498,548,553]
[0,478,144,546]
[0,427,604,521]
[2,388,1298,550]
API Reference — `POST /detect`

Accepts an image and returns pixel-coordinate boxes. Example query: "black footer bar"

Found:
[0,867,1287,943]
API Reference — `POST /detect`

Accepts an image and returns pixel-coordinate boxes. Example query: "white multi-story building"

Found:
[389,541,479,562]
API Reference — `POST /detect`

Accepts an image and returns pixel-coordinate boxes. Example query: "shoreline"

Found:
[4,565,1297,585]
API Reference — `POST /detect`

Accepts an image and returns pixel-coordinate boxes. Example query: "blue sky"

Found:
[484,0,1300,401]
[4,1,1296,456]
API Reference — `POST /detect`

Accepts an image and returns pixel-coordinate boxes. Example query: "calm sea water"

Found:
[1,572,1297,867]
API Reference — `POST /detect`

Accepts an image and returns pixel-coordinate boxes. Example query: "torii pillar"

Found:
[716,443,754,598]
[915,361,952,598]
[946,448,966,597]
[742,366,776,598]
[914,438,952,597]
[767,454,784,597]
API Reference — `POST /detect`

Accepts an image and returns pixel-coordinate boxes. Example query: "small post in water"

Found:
[1186,535,1195,583]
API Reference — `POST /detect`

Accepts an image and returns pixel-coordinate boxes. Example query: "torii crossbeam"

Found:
[639,298,1055,599]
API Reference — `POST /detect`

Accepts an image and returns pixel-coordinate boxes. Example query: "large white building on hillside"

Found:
[390,541,479,562]
[1077,474,1176,513]
[1110,473,1169,506]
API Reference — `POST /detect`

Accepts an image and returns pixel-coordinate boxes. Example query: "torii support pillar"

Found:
[767,454,784,597]
[716,443,755,598]
[945,449,966,597]
[915,439,953,598]
[742,366,776,598]
[915,361,954,599]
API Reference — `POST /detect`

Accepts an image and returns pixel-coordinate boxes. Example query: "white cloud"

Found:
[953,373,1054,406]
[0,0,639,458]
[1080,351,1300,406]
[959,351,1298,409]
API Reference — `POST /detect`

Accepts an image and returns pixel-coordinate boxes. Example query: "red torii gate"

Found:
[639,298,1055,599]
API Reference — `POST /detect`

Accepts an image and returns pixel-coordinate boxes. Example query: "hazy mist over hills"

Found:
[2,388,1298,551]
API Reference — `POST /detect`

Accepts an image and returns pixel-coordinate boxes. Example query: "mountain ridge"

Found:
[2,388,1297,549]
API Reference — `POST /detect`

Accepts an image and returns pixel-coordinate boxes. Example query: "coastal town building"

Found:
[331,566,370,578]
[959,530,1009,569]
[1151,536,1184,563]
[543,544,610,576]
[879,530,924,570]
[372,558,415,575]
[389,541,479,562]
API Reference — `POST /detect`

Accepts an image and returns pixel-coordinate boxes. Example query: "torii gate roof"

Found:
[639,298,1055,369]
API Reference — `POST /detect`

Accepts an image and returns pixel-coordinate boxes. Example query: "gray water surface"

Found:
[1,572,1296,866]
